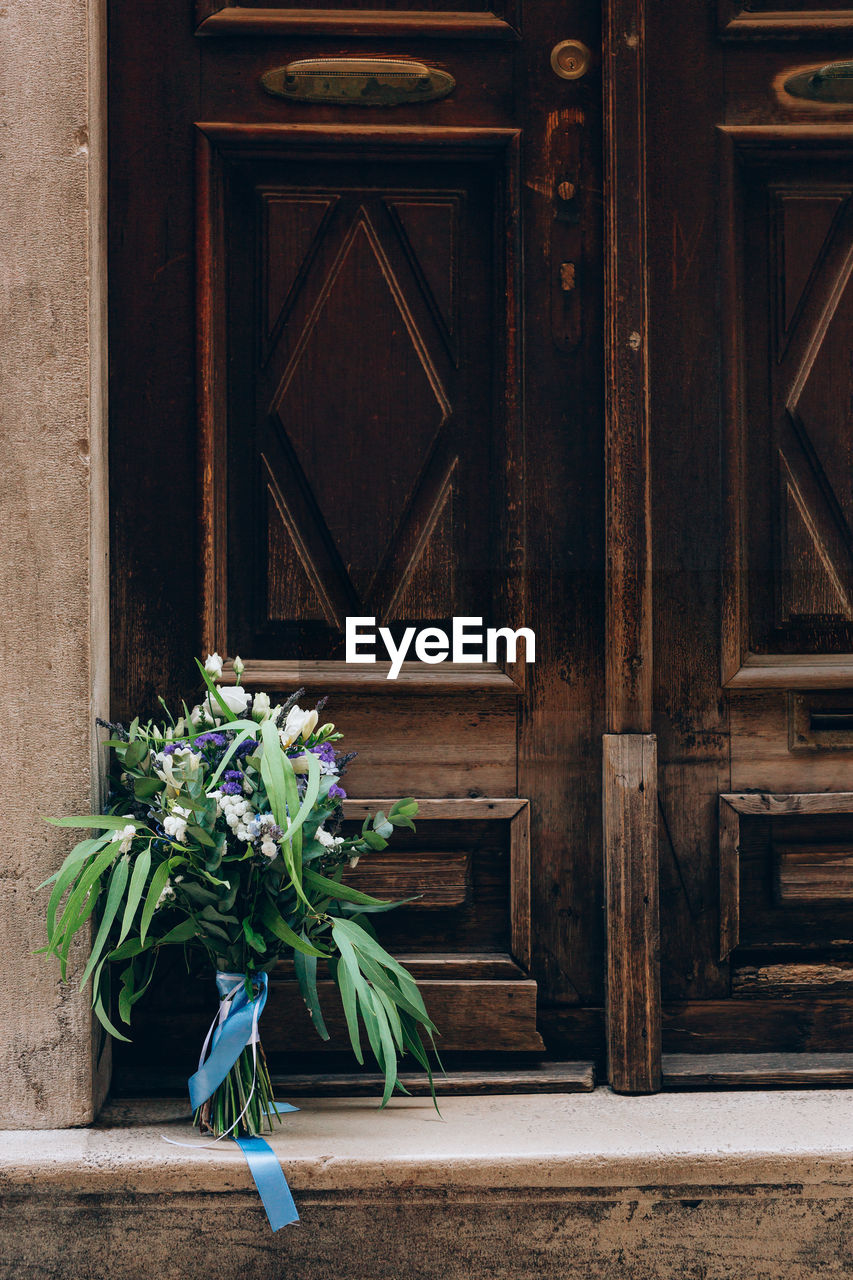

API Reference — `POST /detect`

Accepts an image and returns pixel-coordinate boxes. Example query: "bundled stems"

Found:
[196,1043,281,1138]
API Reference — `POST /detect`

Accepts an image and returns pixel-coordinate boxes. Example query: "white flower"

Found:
[204,652,224,679]
[316,825,344,849]
[251,691,272,722]
[260,839,278,859]
[233,655,244,677]
[206,685,252,718]
[111,823,137,854]
[212,790,255,841]
[154,748,201,792]
[156,879,176,909]
[279,705,318,748]
[163,803,191,844]
[348,855,360,869]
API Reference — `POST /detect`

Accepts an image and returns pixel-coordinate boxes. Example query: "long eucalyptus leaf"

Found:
[294,947,330,1040]
[45,815,146,832]
[303,868,392,908]
[139,861,172,945]
[52,846,120,960]
[117,846,151,947]
[79,855,130,992]
[334,957,363,1064]
[258,899,327,957]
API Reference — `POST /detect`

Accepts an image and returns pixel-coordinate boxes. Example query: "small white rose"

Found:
[316,825,344,849]
[251,691,272,722]
[206,684,252,717]
[279,705,319,748]
[204,652,224,679]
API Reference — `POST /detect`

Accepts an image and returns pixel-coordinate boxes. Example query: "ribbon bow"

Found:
[188,971,299,1231]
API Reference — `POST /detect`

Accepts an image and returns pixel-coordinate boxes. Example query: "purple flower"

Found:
[328,783,346,800]
[221,769,243,796]
[196,732,227,749]
[234,738,257,758]
[162,743,178,755]
[312,741,336,764]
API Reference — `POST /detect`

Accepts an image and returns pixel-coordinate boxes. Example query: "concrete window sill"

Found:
[3,1088,853,1196]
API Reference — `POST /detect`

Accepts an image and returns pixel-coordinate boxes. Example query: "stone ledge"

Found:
[2,1088,853,1197]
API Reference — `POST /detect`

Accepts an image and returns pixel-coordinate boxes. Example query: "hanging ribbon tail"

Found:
[236,1136,300,1230]
[184,971,300,1231]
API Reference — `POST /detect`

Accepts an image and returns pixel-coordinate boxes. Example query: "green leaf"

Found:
[365,987,398,1106]
[294,946,330,1040]
[139,860,172,946]
[260,721,310,908]
[388,798,418,831]
[333,954,363,1064]
[122,740,147,769]
[44,815,145,832]
[79,854,131,992]
[187,824,215,848]
[332,917,434,1028]
[156,917,197,946]
[372,812,394,839]
[303,867,392,908]
[194,657,237,722]
[118,964,135,1025]
[242,918,267,954]
[92,961,131,1043]
[43,835,109,937]
[258,899,328,957]
[116,845,151,947]
[38,832,106,892]
[133,776,162,800]
[51,845,121,970]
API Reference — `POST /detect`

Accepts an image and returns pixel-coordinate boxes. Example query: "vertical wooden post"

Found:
[603,734,661,1093]
[602,0,661,1093]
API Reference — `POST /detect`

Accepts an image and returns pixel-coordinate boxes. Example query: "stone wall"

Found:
[0,0,108,1126]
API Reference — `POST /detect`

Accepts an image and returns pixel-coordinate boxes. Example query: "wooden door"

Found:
[108,0,606,1088]
[637,1,853,1085]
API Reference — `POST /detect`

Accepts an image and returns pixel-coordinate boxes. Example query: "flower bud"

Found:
[233,655,244,677]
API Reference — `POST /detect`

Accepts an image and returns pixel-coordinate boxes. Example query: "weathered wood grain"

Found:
[603,0,653,734]
[663,1051,853,1089]
[603,734,661,1093]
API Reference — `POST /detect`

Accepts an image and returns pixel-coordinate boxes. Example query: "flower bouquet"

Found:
[40,655,439,1149]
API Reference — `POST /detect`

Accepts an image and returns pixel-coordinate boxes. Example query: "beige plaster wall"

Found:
[0,0,108,1126]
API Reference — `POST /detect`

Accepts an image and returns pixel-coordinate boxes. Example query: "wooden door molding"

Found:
[721,125,853,692]
[343,797,532,970]
[718,2,853,39]
[719,789,853,960]
[196,122,522,670]
[195,4,520,38]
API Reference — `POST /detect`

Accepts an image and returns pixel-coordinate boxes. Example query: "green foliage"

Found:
[39,660,437,1108]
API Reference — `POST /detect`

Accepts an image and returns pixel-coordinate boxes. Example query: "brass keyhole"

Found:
[550,39,592,81]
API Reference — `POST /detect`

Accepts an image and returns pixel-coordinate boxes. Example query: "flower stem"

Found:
[194,1042,280,1137]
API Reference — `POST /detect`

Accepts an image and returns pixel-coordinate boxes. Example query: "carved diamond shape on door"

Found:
[270,211,451,600]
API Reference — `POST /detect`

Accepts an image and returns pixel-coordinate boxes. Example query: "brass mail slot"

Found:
[261,58,456,107]
[788,691,853,751]
[785,62,853,104]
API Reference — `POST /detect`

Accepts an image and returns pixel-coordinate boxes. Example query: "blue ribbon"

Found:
[189,971,299,1231]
